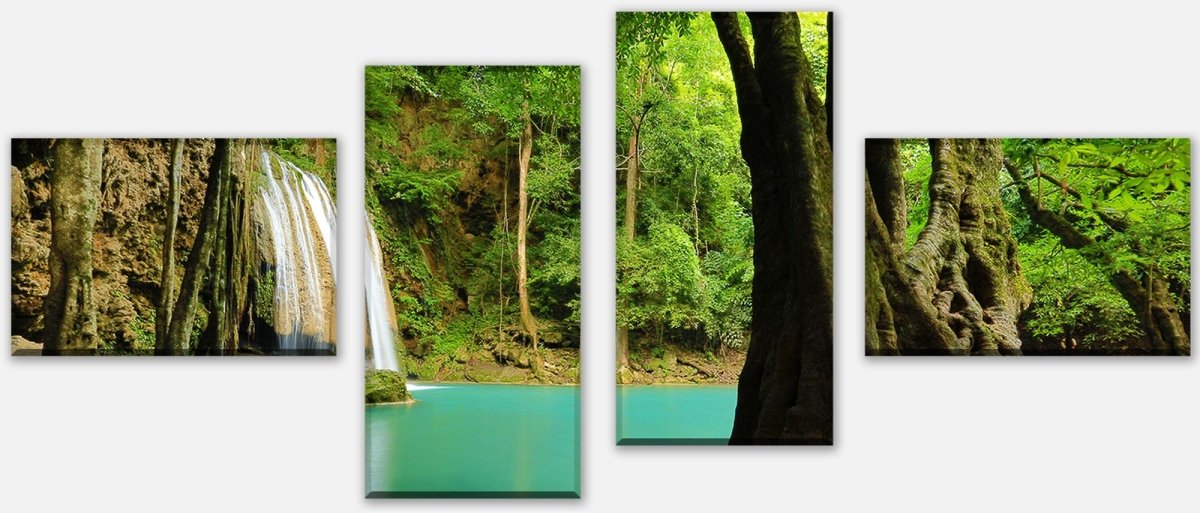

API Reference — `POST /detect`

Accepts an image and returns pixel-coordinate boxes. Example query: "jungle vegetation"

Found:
[617,12,833,444]
[867,138,1190,356]
[365,66,582,384]
[10,138,338,356]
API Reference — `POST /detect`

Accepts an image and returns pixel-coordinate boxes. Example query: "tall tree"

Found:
[866,139,1031,355]
[516,94,540,351]
[155,139,184,350]
[712,12,832,444]
[616,67,650,377]
[160,139,230,355]
[615,13,693,380]
[42,139,103,355]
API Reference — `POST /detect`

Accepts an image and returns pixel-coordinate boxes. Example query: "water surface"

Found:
[617,385,737,445]
[367,383,579,497]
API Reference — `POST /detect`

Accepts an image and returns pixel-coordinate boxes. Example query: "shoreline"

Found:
[404,380,580,387]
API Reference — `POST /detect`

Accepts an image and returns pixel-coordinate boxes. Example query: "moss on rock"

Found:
[365,369,412,404]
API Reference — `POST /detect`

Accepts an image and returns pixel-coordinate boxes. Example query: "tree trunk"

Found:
[198,139,255,355]
[42,139,103,355]
[516,101,539,352]
[616,129,639,376]
[155,139,184,352]
[864,139,903,355]
[197,156,231,356]
[617,67,650,379]
[713,12,832,445]
[866,139,1031,356]
[161,139,229,355]
[1003,161,1190,355]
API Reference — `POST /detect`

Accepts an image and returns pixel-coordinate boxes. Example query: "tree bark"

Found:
[197,155,231,356]
[1003,161,1190,355]
[866,139,1031,356]
[155,139,184,352]
[864,140,902,355]
[617,67,650,379]
[42,139,103,355]
[516,100,539,351]
[713,12,832,445]
[161,139,229,355]
[616,128,639,376]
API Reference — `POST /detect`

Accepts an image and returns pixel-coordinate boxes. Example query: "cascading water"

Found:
[257,152,337,354]
[366,216,401,372]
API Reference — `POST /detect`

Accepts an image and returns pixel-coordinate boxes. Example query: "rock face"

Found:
[11,139,337,355]
[11,139,214,351]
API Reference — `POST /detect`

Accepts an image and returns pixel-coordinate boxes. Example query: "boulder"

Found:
[365,369,412,404]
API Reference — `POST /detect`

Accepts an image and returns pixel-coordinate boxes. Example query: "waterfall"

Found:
[366,215,401,372]
[257,152,337,355]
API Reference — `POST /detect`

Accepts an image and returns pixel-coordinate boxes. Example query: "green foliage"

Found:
[365,65,581,375]
[798,12,829,102]
[427,314,491,357]
[1002,138,1190,353]
[268,138,338,197]
[1020,238,1141,352]
[255,268,275,323]
[616,12,698,68]
[618,222,705,336]
[374,128,463,217]
[892,138,1190,354]
[129,310,155,354]
[616,13,775,354]
[898,139,932,247]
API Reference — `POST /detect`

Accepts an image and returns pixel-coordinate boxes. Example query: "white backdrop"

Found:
[2,1,1197,511]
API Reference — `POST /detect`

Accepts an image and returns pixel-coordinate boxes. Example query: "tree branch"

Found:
[711,13,765,116]
[1035,153,1139,177]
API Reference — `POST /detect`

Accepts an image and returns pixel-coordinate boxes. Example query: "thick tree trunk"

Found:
[197,160,230,356]
[42,139,103,355]
[196,139,255,355]
[155,139,184,351]
[867,139,1031,356]
[865,140,903,355]
[713,12,832,445]
[161,139,229,355]
[516,102,539,351]
[1003,161,1190,355]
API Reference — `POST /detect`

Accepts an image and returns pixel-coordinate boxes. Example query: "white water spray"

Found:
[257,152,337,354]
[366,215,401,371]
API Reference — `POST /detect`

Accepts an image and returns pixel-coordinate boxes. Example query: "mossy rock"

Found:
[616,365,633,385]
[469,362,528,383]
[365,369,412,404]
[453,345,471,364]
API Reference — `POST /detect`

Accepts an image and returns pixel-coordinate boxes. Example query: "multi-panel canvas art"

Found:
[10,138,337,356]
[866,138,1190,356]
[615,11,834,445]
[363,66,581,497]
